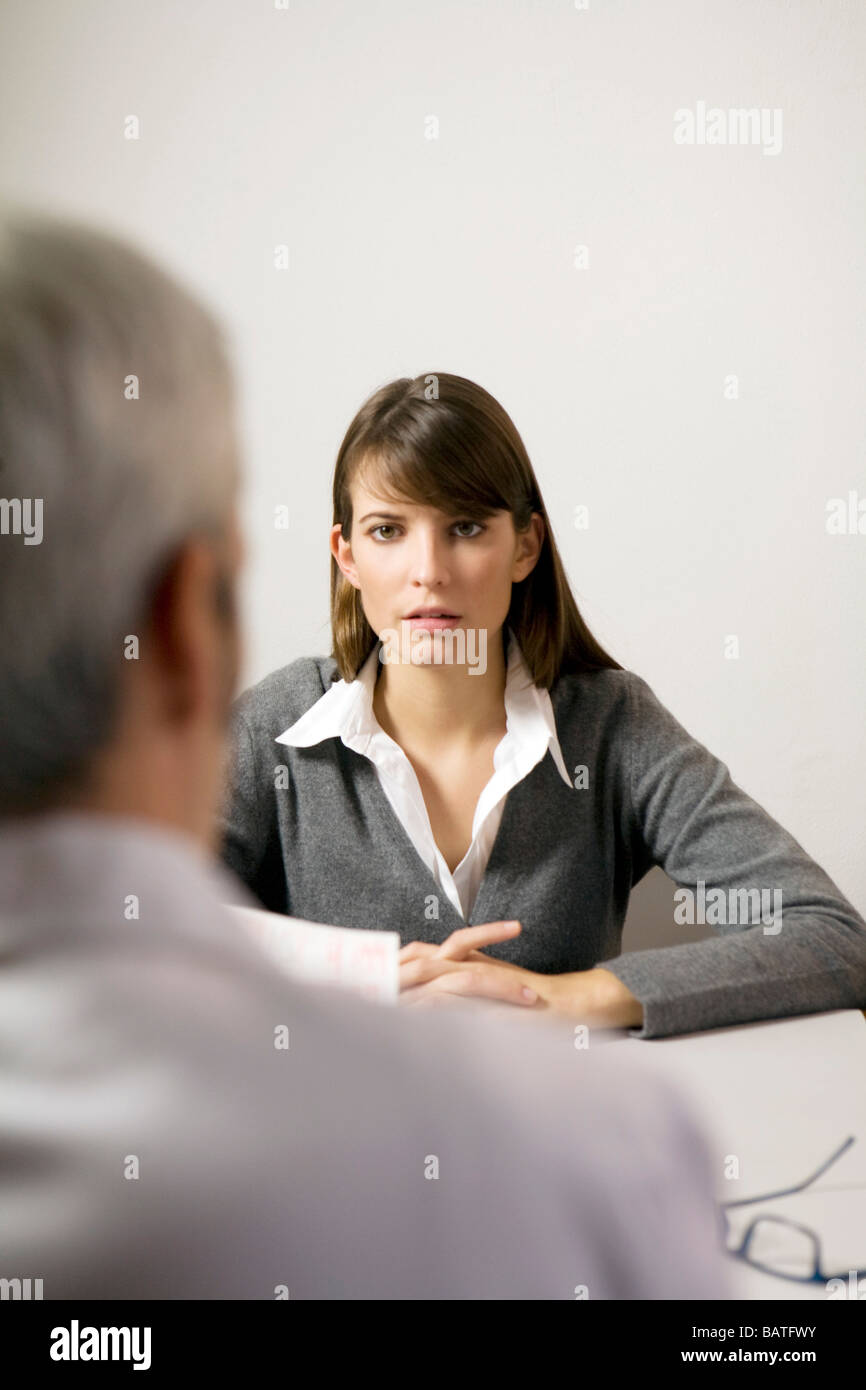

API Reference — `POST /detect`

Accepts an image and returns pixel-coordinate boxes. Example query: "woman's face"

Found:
[330,475,544,649]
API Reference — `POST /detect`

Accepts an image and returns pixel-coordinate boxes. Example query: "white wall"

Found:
[0,0,863,915]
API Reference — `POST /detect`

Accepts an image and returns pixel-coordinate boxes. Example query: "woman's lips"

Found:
[403,615,462,630]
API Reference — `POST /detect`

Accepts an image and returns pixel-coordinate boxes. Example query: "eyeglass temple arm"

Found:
[720,1135,855,1211]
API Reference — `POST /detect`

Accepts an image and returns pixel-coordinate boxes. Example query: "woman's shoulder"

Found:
[550,664,645,720]
[231,654,340,734]
[550,665,698,753]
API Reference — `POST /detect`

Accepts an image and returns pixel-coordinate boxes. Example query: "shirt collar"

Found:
[275,627,574,789]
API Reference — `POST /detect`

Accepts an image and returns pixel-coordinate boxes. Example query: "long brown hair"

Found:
[330,372,621,688]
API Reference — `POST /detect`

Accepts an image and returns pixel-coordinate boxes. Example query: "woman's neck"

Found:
[371,629,508,754]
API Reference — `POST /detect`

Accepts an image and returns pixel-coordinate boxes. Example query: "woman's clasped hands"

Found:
[398,920,644,1027]
[398,920,541,1012]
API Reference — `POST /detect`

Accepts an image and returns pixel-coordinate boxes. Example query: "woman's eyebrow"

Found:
[358,509,494,523]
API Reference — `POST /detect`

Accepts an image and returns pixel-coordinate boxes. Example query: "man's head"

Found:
[0,210,244,848]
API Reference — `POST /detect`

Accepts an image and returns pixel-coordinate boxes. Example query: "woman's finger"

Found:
[397,941,439,963]
[465,948,523,971]
[399,954,526,992]
[398,922,521,966]
[432,921,522,960]
[399,956,464,989]
[400,960,538,1007]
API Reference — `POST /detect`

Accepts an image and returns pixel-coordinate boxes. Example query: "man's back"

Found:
[0,812,730,1299]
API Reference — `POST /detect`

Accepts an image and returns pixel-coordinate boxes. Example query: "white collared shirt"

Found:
[275,628,574,921]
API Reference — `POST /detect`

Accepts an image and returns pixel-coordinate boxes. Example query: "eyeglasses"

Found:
[718,1135,866,1285]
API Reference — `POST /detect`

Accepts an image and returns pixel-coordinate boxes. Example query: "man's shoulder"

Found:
[0,928,722,1295]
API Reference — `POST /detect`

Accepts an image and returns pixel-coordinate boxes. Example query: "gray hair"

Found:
[0,209,240,813]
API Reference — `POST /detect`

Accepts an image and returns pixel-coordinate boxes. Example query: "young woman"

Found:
[220,373,866,1038]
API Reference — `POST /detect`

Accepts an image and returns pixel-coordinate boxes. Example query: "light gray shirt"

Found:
[0,811,731,1298]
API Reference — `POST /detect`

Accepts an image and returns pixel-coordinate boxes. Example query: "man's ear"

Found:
[147,536,224,725]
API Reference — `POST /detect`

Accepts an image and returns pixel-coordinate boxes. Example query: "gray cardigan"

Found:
[218,655,866,1039]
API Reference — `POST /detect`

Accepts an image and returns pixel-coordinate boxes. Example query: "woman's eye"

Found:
[369,521,484,541]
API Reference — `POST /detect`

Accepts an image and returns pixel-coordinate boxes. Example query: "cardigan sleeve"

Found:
[597,673,866,1039]
[217,701,288,915]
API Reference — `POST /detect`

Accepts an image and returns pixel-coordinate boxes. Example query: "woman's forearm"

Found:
[543,967,644,1028]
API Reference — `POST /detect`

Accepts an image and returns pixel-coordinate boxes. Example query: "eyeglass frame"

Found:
[717,1135,866,1285]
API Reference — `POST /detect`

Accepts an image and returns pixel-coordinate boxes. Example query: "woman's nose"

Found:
[407,530,452,586]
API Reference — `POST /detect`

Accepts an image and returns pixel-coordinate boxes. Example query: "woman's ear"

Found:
[512,512,545,582]
[330,522,362,590]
